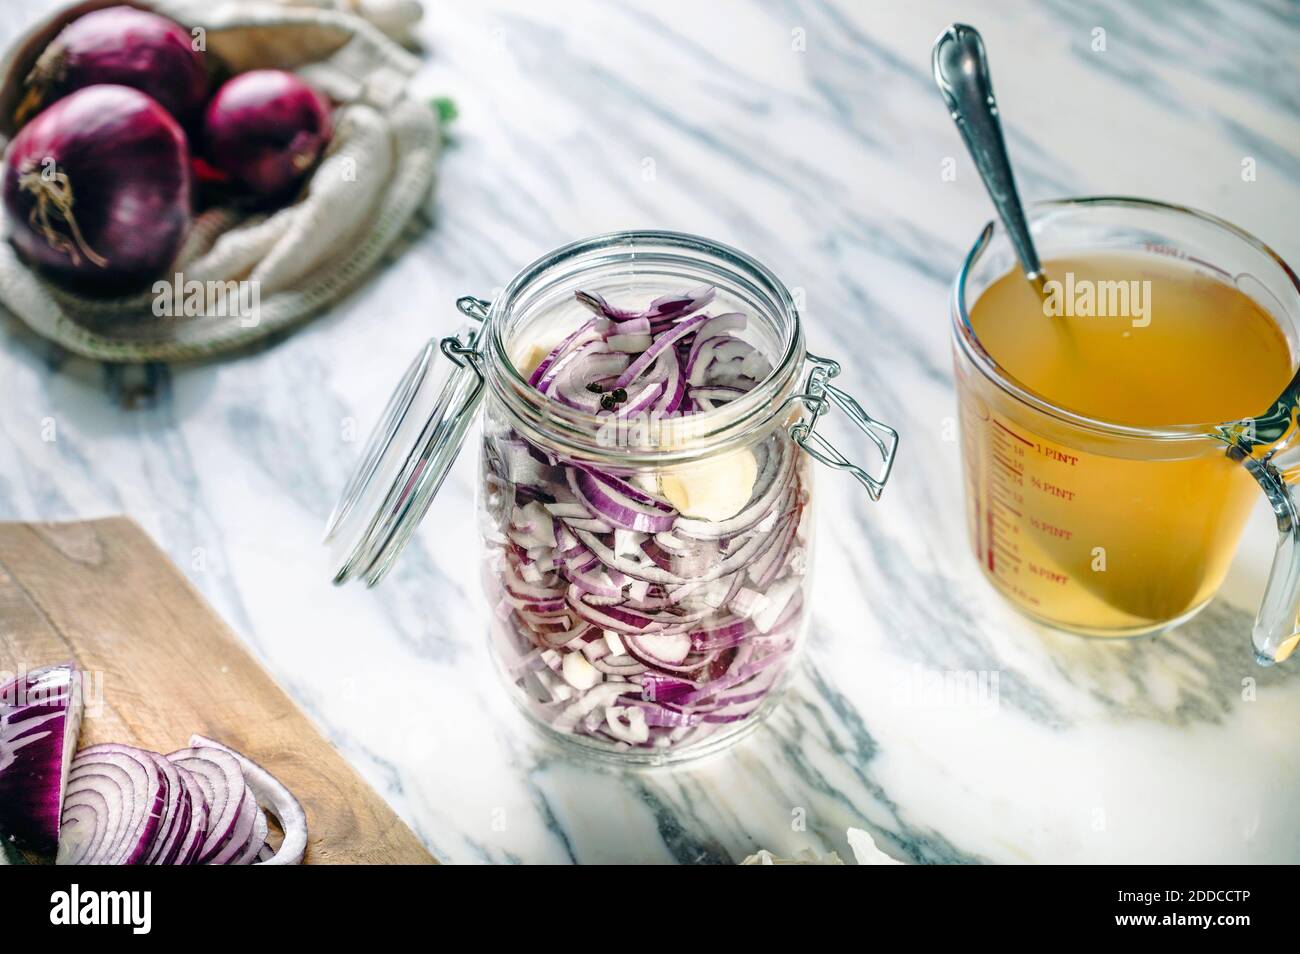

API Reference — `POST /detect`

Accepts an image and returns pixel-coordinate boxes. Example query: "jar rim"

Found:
[483,229,806,463]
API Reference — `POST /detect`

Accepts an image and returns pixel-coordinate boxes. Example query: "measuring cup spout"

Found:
[1233,386,1300,665]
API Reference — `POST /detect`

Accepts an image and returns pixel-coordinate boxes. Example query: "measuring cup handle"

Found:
[1236,397,1300,664]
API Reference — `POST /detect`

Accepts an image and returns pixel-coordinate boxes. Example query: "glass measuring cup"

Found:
[952,197,1300,664]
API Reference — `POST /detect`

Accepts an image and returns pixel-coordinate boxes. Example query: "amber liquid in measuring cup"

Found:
[959,252,1295,635]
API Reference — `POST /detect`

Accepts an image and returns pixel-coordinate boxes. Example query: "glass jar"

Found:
[326,231,898,763]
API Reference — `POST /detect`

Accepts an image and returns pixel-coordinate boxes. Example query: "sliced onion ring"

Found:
[189,735,308,866]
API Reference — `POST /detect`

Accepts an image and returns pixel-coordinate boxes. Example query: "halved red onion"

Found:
[0,664,82,854]
[3,687,304,866]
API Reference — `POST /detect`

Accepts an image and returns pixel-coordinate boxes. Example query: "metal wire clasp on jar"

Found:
[326,231,897,764]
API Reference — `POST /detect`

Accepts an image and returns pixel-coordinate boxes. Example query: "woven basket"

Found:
[0,0,440,362]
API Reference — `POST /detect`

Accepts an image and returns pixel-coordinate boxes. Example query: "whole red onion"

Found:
[19,6,208,123]
[3,84,192,292]
[203,70,332,200]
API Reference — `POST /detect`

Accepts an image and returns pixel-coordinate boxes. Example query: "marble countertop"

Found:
[3,0,1299,863]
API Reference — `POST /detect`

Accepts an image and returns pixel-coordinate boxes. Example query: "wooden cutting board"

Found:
[0,517,435,865]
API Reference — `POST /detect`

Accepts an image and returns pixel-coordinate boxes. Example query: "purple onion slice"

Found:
[57,743,166,865]
[189,735,307,866]
[167,746,247,864]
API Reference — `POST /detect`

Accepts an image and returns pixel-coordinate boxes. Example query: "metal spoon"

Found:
[932,23,1043,284]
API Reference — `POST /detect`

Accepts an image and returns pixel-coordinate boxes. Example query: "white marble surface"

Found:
[2,0,1300,863]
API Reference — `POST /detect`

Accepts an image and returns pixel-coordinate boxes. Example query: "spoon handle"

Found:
[932,23,1042,281]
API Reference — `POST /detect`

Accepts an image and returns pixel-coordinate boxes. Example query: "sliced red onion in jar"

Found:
[482,285,811,753]
[569,468,676,534]
[576,284,715,323]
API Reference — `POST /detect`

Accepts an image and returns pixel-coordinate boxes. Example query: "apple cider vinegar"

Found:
[959,252,1295,634]
[970,253,1291,427]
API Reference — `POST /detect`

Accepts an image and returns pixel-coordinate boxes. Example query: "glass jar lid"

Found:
[324,299,489,586]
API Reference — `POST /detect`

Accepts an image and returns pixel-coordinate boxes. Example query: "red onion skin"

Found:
[203,70,332,200]
[3,84,192,292]
[22,6,208,123]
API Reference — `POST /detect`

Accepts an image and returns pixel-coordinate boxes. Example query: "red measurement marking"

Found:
[1040,446,1078,466]
[1033,479,1075,501]
[993,544,1021,564]
[1028,563,1068,585]
[992,419,1034,448]
[1030,516,1073,540]
[987,488,1019,512]
[991,452,1023,475]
